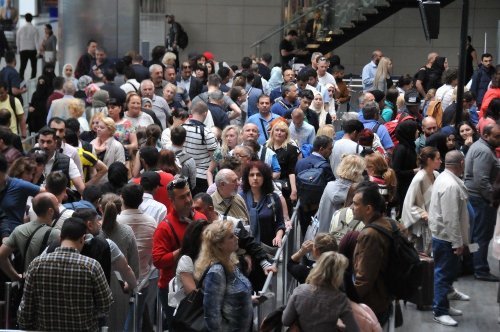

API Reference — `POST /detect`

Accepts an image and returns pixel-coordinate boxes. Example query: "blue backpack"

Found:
[296,160,328,205]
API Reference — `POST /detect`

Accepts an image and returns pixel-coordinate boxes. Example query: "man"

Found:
[217,66,232,92]
[280,30,299,66]
[0,126,21,165]
[17,218,113,332]
[152,175,207,328]
[258,53,272,80]
[270,68,295,103]
[140,79,170,129]
[49,117,85,177]
[120,66,141,94]
[240,70,263,116]
[330,119,364,177]
[0,81,25,137]
[0,52,27,105]
[317,57,336,87]
[360,101,394,150]
[46,81,78,122]
[149,64,167,97]
[164,64,190,107]
[305,9,323,42]
[298,89,319,131]
[130,53,150,83]
[295,135,334,233]
[39,172,75,229]
[207,90,230,130]
[89,47,113,80]
[464,124,500,281]
[170,126,197,189]
[46,76,65,110]
[428,151,470,326]
[361,50,383,92]
[416,116,438,153]
[351,181,395,326]
[0,193,60,281]
[182,103,218,195]
[176,61,204,100]
[247,94,280,145]
[271,82,299,118]
[165,14,181,64]
[415,52,439,97]
[211,169,250,224]
[75,39,98,78]
[16,13,39,79]
[289,108,315,147]
[139,171,167,224]
[37,126,85,194]
[100,68,127,106]
[470,53,495,110]
[304,68,331,108]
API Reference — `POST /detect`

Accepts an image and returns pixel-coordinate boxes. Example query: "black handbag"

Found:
[170,268,210,332]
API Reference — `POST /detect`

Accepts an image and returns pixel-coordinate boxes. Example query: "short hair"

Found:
[362,101,380,120]
[218,156,242,172]
[337,154,366,182]
[53,76,66,90]
[46,172,68,196]
[0,153,7,173]
[38,126,57,139]
[207,74,221,87]
[444,150,465,166]
[87,39,98,46]
[103,68,116,81]
[0,108,11,126]
[262,53,272,63]
[442,68,458,85]
[4,51,15,64]
[332,64,345,73]
[65,117,81,133]
[121,183,144,209]
[482,53,493,60]
[483,123,497,136]
[139,146,159,168]
[296,69,311,83]
[25,13,33,22]
[60,217,87,241]
[355,181,386,214]
[64,128,78,147]
[314,233,339,254]
[0,126,12,146]
[32,194,56,217]
[282,82,296,98]
[217,67,230,80]
[123,66,136,80]
[241,56,252,69]
[149,64,163,74]
[299,89,314,101]
[191,102,208,115]
[48,116,65,128]
[193,192,214,206]
[73,208,98,223]
[82,185,101,204]
[287,30,298,36]
[63,81,76,95]
[313,135,332,152]
[171,126,187,146]
[214,168,235,187]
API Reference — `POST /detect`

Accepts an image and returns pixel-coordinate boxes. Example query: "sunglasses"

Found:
[167,176,188,190]
[182,65,191,69]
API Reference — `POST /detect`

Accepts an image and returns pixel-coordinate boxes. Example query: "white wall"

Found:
[333,0,500,77]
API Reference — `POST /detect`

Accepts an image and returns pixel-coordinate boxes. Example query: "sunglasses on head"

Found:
[167,176,188,190]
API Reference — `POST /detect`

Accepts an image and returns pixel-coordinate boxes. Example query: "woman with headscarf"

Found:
[62,63,79,90]
[392,120,419,217]
[27,75,52,132]
[310,91,333,127]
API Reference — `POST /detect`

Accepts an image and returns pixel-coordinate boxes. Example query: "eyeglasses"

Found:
[167,176,188,191]
[234,153,250,159]
[318,57,327,62]
[182,65,191,69]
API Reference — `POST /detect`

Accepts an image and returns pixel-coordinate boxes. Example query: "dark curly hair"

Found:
[241,161,274,195]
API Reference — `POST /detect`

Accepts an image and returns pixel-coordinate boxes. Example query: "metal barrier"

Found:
[130,267,158,332]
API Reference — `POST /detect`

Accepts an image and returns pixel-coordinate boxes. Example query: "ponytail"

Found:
[100,193,121,234]
[382,168,397,202]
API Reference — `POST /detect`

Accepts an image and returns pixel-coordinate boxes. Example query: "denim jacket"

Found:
[203,263,253,332]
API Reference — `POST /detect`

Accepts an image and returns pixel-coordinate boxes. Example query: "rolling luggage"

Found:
[406,254,434,310]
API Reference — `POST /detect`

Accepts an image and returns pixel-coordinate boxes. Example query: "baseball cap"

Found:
[404,89,421,106]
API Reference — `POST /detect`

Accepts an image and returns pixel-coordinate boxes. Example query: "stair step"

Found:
[353,15,367,22]
[375,0,391,7]
[360,8,379,15]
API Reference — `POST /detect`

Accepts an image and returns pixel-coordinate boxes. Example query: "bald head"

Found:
[422,116,438,137]
[445,150,464,170]
[32,192,59,221]
[291,108,305,126]
[241,123,259,142]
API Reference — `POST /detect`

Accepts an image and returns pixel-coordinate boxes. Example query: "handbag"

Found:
[170,267,210,332]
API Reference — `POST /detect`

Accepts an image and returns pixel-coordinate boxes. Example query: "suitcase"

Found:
[406,254,434,310]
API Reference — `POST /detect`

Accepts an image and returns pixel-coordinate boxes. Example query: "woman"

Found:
[373,57,393,93]
[62,63,79,90]
[364,152,397,211]
[240,161,285,253]
[98,193,140,332]
[310,91,333,127]
[228,86,247,124]
[161,108,189,149]
[316,154,365,234]
[283,252,359,332]
[142,124,162,150]
[8,157,37,183]
[80,112,103,143]
[436,68,458,111]
[392,120,419,217]
[208,125,242,185]
[195,220,253,332]
[124,92,154,129]
[479,65,500,117]
[206,60,215,75]
[381,88,399,122]
[457,121,479,155]
[194,64,208,85]
[163,82,185,113]
[266,121,301,208]
[107,98,138,157]
[401,147,441,254]
[91,117,126,179]
[39,24,57,69]
[428,56,448,91]
[478,97,500,135]
[67,98,90,131]
[288,233,338,284]
[27,76,53,133]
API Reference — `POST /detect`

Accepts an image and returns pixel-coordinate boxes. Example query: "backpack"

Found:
[329,207,364,243]
[384,114,414,146]
[366,219,423,301]
[426,100,443,127]
[177,23,189,49]
[303,216,320,261]
[296,160,328,205]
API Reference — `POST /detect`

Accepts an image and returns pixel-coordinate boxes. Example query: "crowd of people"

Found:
[0,14,499,331]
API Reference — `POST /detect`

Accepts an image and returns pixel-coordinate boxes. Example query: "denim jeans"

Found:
[469,195,496,276]
[432,238,459,316]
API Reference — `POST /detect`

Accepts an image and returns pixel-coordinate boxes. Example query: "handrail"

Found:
[250,0,331,48]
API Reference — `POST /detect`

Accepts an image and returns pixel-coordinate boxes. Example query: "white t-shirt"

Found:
[330,138,362,178]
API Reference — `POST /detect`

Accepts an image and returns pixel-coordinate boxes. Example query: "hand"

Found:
[285,220,293,230]
[453,246,464,256]
[290,190,297,202]
[272,235,282,247]
[465,136,473,146]
[263,264,277,275]
[300,240,314,253]
[28,106,35,113]
[413,168,420,174]
[421,211,428,222]
[331,113,337,121]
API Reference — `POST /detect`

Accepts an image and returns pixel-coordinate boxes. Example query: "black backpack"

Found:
[366,219,423,301]
[177,23,189,49]
[296,160,328,205]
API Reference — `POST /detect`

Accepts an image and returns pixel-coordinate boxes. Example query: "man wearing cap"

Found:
[152,175,207,329]
[247,95,280,145]
[207,90,230,130]
[362,50,383,92]
[139,171,167,224]
[400,89,423,124]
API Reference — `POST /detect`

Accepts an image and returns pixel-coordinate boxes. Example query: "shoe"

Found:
[448,307,463,316]
[447,289,470,301]
[474,273,500,282]
[434,315,458,326]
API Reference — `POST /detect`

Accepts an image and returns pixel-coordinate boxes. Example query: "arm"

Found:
[415,80,426,98]
[203,266,226,331]
[85,160,108,186]
[127,233,141,278]
[272,194,286,247]
[17,265,36,330]
[12,86,27,95]
[132,150,143,178]
[16,113,26,137]
[289,174,297,202]
[112,254,138,290]
[361,65,373,87]
[339,297,360,332]
[206,161,216,186]
[0,244,22,281]
[152,225,180,271]
[228,102,242,120]
[353,232,384,298]
[179,272,197,294]
[72,175,85,194]
[125,132,138,153]
[441,187,467,248]
[271,154,281,179]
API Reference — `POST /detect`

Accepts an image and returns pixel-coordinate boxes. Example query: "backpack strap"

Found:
[260,146,267,162]
[259,118,269,141]
[366,219,398,240]
[38,228,53,256]
[128,81,138,92]
[372,122,381,135]
[22,224,45,267]
[51,208,68,227]
[222,204,232,220]
[313,159,328,169]
[165,220,181,248]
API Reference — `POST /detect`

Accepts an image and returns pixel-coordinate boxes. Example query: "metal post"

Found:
[4,282,11,329]
[455,0,469,126]
[156,287,163,332]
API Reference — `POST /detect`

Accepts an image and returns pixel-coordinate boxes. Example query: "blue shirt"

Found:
[270,98,299,118]
[289,121,315,146]
[246,112,280,145]
[361,118,395,149]
[361,61,377,92]
[270,87,282,103]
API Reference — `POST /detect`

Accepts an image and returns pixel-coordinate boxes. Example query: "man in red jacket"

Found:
[152,175,207,329]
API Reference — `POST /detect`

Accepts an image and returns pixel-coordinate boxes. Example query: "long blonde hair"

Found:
[221,125,241,156]
[194,220,239,280]
[374,57,392,88]
[266,120,291,149]
[336,154,366,182]
[306,251,348,289]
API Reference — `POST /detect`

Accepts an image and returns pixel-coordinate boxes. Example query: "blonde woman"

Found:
[266,120,301,204]
[316,154,365,233]
[310,91,333,127]
[91,117,126,184]
[283,252,359,331]
[373,57,393,93]
[317,124,335,140]
[195,220,253,332]
[67,98,89,131]
[207,125,242,185]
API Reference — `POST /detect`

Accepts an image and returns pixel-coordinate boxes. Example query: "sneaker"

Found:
[434,315,458,326]
[448,307,463,316]
[447,289,470,301]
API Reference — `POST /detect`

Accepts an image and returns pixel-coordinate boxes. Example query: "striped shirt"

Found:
[18,247,113,332]
[182,119,217,179]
